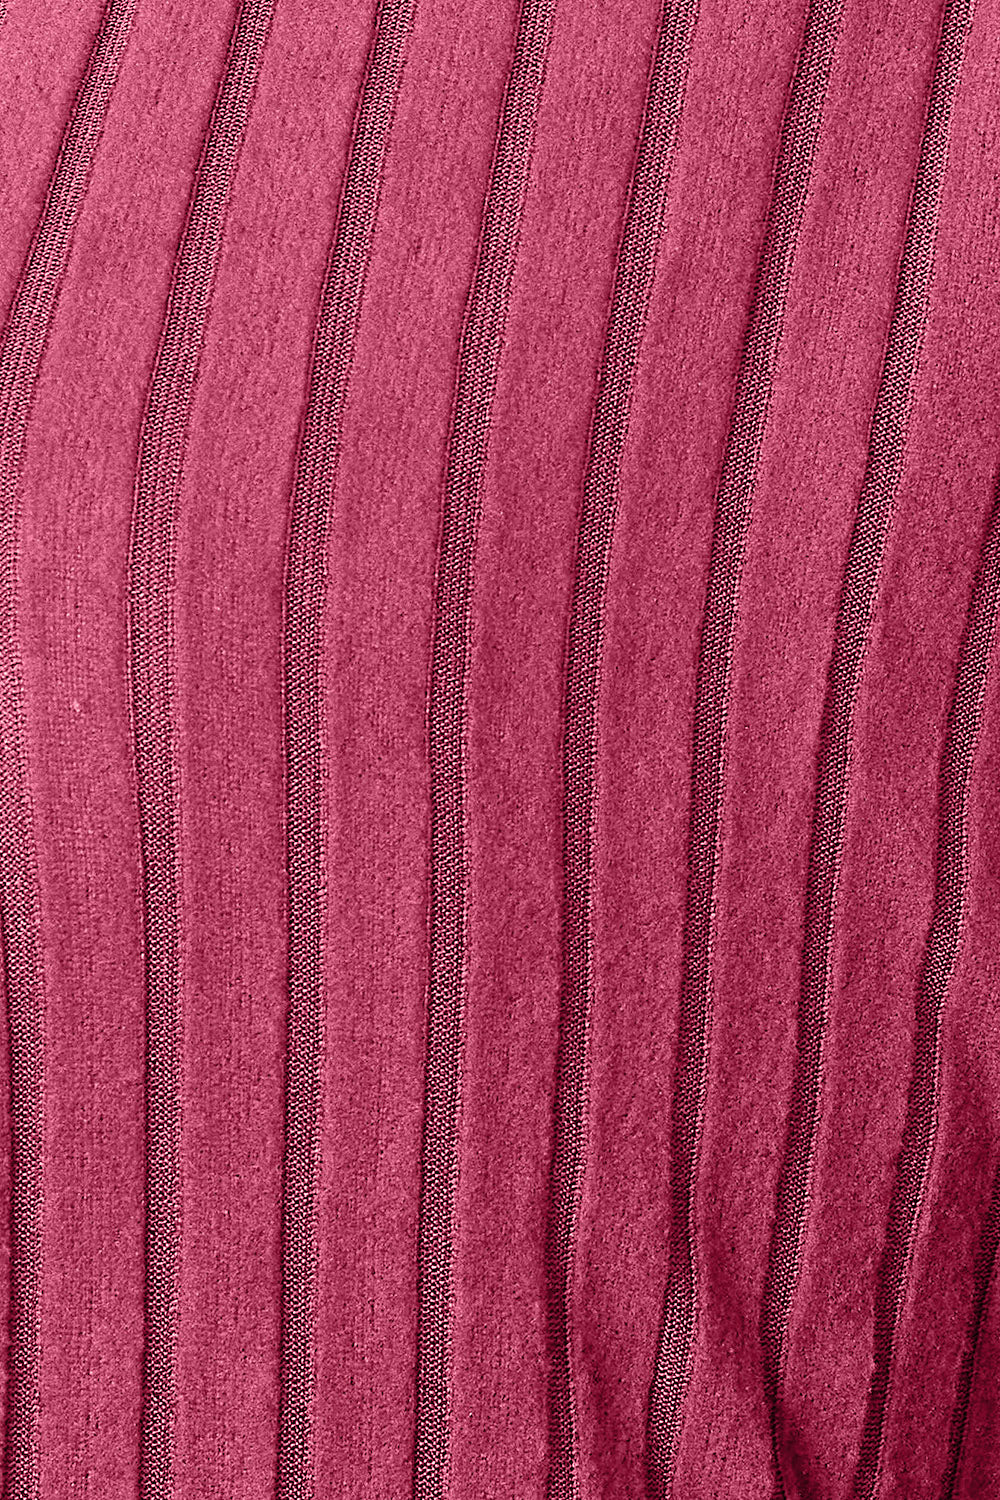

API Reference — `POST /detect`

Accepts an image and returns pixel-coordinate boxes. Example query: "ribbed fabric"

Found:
[2,2,1000,1497]
[279,8,412,1497]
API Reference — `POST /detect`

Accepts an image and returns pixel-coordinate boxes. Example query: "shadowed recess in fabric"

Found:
[128,4,275,1496]
[856,456,1000,1496]
[547,4,700,1498]
[417,3,556,1495]
[942,1151,1000,1499]
[645,1,843,1493]
[278,4,414,1498]
[0,2,137,1495]
[757,4,974,1496]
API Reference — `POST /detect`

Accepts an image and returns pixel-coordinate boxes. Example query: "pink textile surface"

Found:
[1,1,999,1496]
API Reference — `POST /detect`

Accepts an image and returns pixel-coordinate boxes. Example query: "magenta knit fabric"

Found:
[0,2,999,1497]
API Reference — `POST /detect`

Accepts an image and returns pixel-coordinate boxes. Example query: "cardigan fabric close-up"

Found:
[1,1,999,1497]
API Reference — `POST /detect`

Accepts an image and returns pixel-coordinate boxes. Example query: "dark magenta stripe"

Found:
[128,6,275,1496]
[278,6,413,1497]
[942,1154,1000,1499]
[416,4,555,1495]
[855,430,1000,1496]
[646,3,843,1493]
[548,5,699,1498]
[759,5,973,1495]
[0,4,137,1495]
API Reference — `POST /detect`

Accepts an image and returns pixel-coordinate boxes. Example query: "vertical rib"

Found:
[646,3,842,1493]
[416,4,555,1494]
[854,469,1000,1496]
[0,4,136,1495]
[548,6,699,1498]
[128,6,275,1496]
[278,6,413,1497]
[941,1156,1000,1500]
[758,6,973,1494]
